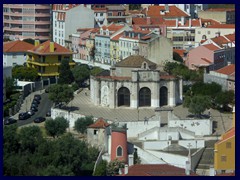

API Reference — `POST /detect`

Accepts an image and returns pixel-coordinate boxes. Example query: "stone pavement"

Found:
[68,89,233,136]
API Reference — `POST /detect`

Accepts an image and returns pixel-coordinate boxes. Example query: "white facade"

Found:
[3,53,27,67]
[53,5,94,47]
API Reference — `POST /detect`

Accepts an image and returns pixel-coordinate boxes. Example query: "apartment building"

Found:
[27,40,75,78]
[3,4,51,41]
[52,4,94,47]
[198,8,235,24]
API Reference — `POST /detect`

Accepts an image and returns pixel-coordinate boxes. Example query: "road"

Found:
[17,93,53,126]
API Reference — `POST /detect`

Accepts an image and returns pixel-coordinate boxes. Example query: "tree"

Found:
[5,77,16,99]
[129,4,141,10]
[90,67,104,76]
[45,117,69,138]
[183,95,211,117]
[164,62,179,75]
[93,160,107,176]
[19,126,44,153]
[133,149,141,164]
[3,124,19,153]
[191,82,222,99]
[48,84,74,106]
[58,59,74,84]
[106,159,125,176]
[74,116,94,134]
[12,65,38,81]
[173,51,183,62]
[215,90,235,111]
[72,65,90,86]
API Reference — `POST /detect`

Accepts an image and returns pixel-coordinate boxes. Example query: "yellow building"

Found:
[214,107,235,173]
[27,40,75,78]
[110,33,123,64]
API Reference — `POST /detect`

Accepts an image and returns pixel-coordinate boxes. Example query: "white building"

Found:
[52,4,94,47]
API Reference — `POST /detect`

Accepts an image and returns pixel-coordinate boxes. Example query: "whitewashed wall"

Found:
[147,150,188,169]
[178,140,205,149]
[143,141,171,150]
[134,145,166,164]
[119,121,160,138]
[169,119,213,136]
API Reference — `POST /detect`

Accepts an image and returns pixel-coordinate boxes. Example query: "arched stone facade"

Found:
[90,55,182,109]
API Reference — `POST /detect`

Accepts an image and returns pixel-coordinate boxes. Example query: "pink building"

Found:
[3,4,51,41]
[186,33,235,70]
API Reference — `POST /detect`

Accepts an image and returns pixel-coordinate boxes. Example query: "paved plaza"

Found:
[68,89,233,136]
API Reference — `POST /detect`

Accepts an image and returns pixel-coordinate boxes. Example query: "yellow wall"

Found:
[214,135,235,171]
[27,53,74,77]
[110,40,120,63]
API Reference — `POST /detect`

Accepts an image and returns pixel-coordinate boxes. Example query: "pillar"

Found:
[151,82,160,108]
[169,80,176,106]
[179,78,183,103]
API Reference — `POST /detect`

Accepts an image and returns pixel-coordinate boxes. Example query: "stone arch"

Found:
[160,86,168,106]
[118,87,130,107]
[139,87,151,107]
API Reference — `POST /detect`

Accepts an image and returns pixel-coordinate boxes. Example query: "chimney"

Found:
[227,61,231,66]
[189,18,191,28]
[50,42,54,52]
[176,19,179,27]
[165,4,169,12]
[124,164,128,175]
[34,39,40,47]
[147,17,151,25]
[138,34,140,39]
[185,161,191,176]
[215,32,220,37]
[128,154,134,167]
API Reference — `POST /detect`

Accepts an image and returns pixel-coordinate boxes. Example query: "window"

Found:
[226,142,231,149]
[221,156,227,162]
[58,55,61,62]
[12,54,17,58]
[117,146,123,156]
[94,130,98,135]
[208,31,210,35]
[143,63,147,69]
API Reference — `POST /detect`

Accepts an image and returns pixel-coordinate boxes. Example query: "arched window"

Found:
[160,86,168,106]
[118,87,130,106]
[202,35,207,40]
[117,146,123,157]
[139,87,151,107]
[143,63,147,69]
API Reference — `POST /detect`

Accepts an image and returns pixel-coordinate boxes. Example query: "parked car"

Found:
[31,106,38,112]
[34,94,41,101]
[45,87,49,93]
[31,102,38,108]
[32,99,40,104]
[4,117,17,125]
[27,110,35,116]
[34,117,46,123]
[46,110,51,117]
[19,112,30,120]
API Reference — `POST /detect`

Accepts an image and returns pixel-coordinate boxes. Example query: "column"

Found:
[179,78,183,103]
[169,80,176,106]
[130,82,138,108]
[151,82,160,108]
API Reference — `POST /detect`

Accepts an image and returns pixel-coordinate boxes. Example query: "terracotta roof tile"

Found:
[224,33,235,42]
[115,55,156,68]
[88,118,110,129]
[160,75,176,79]
[201,58,212,64]
[147,5,189,18]
[203,44,220,51]
[122,164,197,176]
[28,40,73,55]
[102,24,124,32]
[211,36,230,47]
[173,49,186,57]
[3,40,34,53]
[216,127,235,144]
[215,64,235,76]
[111,32,123,41]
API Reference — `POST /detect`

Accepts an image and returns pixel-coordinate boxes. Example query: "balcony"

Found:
[38,72,59,77]
[95,16,105,22]
[28,61,75,67]
[35,13,51,17]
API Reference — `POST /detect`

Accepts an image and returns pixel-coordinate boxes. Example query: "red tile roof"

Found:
[111,32,123,41]
[95,76,131,81]
[28,40,73,55]
[207,24,235,29]
[201,18,221,26]
[102,24,124,32]
[88,118,110,129]
[211,36,230,47]
[224,33,235,42]
[52,4,79,11]
[160,75,176,80]
[216,127,235,145]
[132,17,164,25]
[147,5,189,18]
[122,164,197,176]
[203,44,220,51]
[173,49,186,57]
[215,64,235,76]
[201,58,212,64]
[3,40,34,53]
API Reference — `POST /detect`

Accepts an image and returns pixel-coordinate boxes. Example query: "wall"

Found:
[143,141,171,150]
[134,145,166,164]
[65,5,94,43]
[147,150,188,168]
[204,73,228,91]
[4,53,26,66]
[169,118,212,136]
[198,11,227,24]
